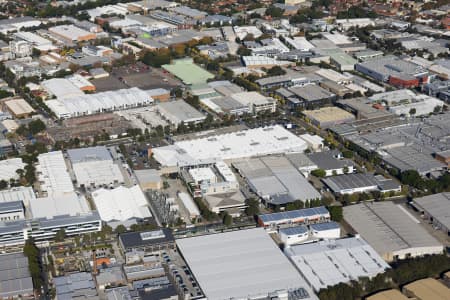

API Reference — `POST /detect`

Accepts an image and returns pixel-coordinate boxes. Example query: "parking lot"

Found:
[91,62,183,91]
[164,248,204,299]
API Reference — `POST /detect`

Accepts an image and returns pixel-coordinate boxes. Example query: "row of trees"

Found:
[23,239,42,291]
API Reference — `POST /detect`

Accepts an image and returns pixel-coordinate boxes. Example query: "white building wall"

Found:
[280,231,309,246]
[310,228,340,239]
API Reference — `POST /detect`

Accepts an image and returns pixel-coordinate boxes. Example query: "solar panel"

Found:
[140,230,165,241]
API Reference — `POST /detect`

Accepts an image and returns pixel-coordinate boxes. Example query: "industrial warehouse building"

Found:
[47,87,153,118]
[3,98,35,118]
[285,237,389,292]
[412,193,450,236]
[322,173,401,195]
[403,278,450,300]
[176,228,317,300]
[92,185,152,229]
[156,100,206,126]
[303,107,356,129]
[355,55,429,88]
[0,252,34,298]
[343,202,444,262]
[258,207,330,230]
[153,125,308,169]
[67,146,124,188]
[233,155,321,206]
[37,151,75,195]
[0,158,25,182]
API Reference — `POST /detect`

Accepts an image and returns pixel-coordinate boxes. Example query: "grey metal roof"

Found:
[413,193,450,231]
[343,202,443,257]
[308,152,353,171]
[67,146,112,163]
[234,156,321,204]
[210,96,247,111]
[322,173,378,193]
[176,228,317,300]
[289,85,335,102]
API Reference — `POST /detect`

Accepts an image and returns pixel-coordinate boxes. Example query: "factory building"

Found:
[343,202,444,262]
[153,125,308,169]
[233,156,321,207]
[284,237,389,292]
[355,55,429,87]
[67,146,124,188]
[176,228,317,300]
[412,193,450,236]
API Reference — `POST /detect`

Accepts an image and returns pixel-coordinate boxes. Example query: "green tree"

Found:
[342,150,353,159]
[245,198,260,216]
[266,66,286,76]
[223,213,233,227]
[409,108,416,116]
[54,229,66,242]
[311,169,326,178]
[23,238,43,289]
[328,206,343,222]
[114,225,127,234]
[265,5,284,18]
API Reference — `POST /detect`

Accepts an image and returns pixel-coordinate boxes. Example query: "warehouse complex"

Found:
[412,192,450,236]
[344,113,450,175]
[322,173,401,195]
[355,55,429,87]
[67,146,124,188]
[233,155,321,206]
[47,87,153,118]
[343,202,444,261]
[176,228,317,300]
[285,237,389,292]
[153,125,308,168]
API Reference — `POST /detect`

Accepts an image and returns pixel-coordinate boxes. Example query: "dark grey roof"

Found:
[307,152,353,170]
[322,173,378,193]
[119,228,174,249]
[139,285,178,300]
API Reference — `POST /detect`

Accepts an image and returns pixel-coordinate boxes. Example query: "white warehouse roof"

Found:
[68,147,124,187]
[153,125,307,167]
[0,158,25,182]
[92,186,151,223]
[176,228,317,300]
[36,151,74,195]
[47,87,153,118]
[285,237,389,292]
[41,78,85,99]
[30,193,91,219]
